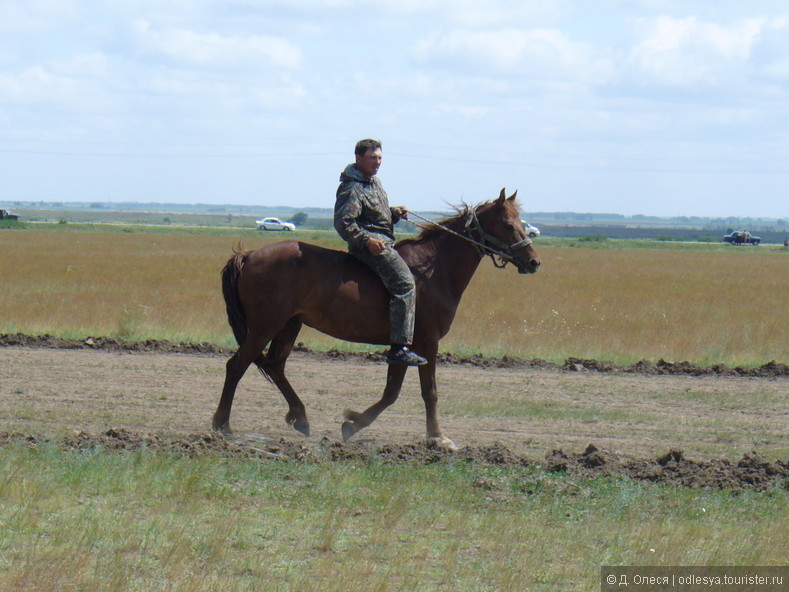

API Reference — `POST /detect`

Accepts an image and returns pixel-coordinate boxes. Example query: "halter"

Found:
[409,209,533,270]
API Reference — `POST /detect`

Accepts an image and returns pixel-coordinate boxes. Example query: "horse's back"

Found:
[236,240,390,343]
[242,240,359,275]
[238,240,385,300]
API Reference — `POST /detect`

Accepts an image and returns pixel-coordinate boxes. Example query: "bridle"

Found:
[466,209,533,269]
[408,209,533,270]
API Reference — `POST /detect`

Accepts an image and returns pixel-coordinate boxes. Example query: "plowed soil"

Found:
[1,335,787,490]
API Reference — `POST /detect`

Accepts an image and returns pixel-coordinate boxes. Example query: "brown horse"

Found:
[213,189,540,449]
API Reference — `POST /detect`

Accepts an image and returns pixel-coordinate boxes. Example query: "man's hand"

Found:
[365,238,386,255]
[392,206,409,220]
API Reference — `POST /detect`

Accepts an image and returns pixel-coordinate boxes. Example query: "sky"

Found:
[1,1,788,218]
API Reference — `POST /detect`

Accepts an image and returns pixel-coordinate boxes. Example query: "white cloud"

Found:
[134,21,303,70]
[637,16,757,58]
[0,66,95,106]
[245,0,570,28]
[626,15,789,87]
[439,103,490,118]
[385,0,570,27]
[0,0,82,33]
[412,27,613,84]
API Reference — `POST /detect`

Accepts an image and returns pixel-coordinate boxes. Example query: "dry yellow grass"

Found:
[0,231,233,343]
[449,246,789,365]
[1,230,786,365]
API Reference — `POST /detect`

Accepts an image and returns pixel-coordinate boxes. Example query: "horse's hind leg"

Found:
[213,332,270,435]
[257,317,310,436]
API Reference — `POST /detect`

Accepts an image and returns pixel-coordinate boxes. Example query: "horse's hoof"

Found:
[343,409,362,422]
[212,420,233,436]
[286,409,309,435]
[341,421,358,442]
[293,419,311,437]
[427,436,458,451]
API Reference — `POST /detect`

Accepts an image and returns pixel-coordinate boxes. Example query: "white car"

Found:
[521,220,540,238]
[256,217,296,231]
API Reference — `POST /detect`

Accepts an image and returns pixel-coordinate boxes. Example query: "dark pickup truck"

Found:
[723,231,761,245]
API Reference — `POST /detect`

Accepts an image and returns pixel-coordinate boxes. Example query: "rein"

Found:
[407,210,532,269]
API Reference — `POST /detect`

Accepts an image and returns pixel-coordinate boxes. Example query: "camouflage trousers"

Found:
[350,243,416,346]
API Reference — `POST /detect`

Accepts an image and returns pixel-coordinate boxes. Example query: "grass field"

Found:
[1,443,787,592]
[1,223,787,592]
[1,225,786,365]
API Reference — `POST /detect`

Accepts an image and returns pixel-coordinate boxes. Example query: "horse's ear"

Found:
[508,190,518,201]
[497,188,507,203]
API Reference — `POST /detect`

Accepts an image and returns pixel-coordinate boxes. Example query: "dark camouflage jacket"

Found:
[334,164,403,251]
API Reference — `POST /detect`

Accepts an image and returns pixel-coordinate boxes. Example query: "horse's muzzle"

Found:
[517,259,541,274]
[515,245,541,274]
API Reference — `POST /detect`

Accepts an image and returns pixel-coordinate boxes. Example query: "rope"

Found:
[405,210,530,267]
[406,211,492,253]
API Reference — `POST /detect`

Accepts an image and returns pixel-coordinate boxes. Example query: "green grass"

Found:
[452,397,635,423]
[0,219,27,230]
[0,443,786,592]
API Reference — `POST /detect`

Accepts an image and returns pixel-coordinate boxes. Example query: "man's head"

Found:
[354,138,383,178]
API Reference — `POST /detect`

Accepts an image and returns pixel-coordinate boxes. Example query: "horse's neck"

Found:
[417,227,483,302]
[444,235,483,298]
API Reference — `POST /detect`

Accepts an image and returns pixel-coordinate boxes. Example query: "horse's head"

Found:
[471,189,541,274]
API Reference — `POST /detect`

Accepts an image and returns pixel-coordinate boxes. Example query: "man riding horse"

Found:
[213,146,540,445]
[334,138,428,367]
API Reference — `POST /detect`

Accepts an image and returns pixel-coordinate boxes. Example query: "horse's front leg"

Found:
[342,364,407,442]
[417,344,457,451]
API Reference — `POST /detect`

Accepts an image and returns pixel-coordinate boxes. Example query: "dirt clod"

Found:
[541,445,789,491]
[2,430,786,491]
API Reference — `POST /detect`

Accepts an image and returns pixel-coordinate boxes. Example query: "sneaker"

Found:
[387,345,428,366]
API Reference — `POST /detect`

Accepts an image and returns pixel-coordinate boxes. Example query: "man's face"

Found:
[355,147,382,178]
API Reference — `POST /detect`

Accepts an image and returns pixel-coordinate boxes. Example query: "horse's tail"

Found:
[221,250,251,346]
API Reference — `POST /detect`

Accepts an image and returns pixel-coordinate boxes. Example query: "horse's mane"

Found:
[397,197,520,247]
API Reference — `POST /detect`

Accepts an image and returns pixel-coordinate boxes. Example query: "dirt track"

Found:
[1,335,787,490]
